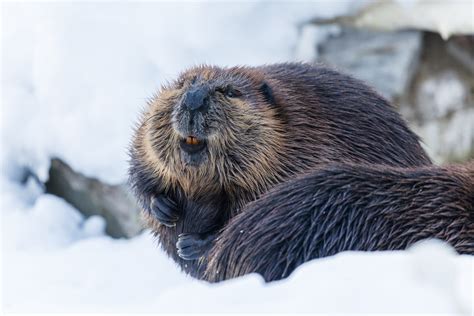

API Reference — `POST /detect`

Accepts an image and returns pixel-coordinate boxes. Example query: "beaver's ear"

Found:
[259,82,276,107]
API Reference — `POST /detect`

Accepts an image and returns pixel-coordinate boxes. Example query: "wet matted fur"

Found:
[206,163,474,282]
[129,62,434,279]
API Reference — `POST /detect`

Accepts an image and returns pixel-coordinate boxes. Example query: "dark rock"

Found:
[399,33,474,163]
[45,158,143,238]
[317,28,422,100]
[303,27,473,163]
[447,36,474,74]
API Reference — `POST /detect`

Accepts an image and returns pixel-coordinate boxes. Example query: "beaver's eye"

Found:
[226,89,242,98]
[217,87,242,98]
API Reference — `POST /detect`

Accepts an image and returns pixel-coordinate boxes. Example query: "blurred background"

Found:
[1,0,473,313]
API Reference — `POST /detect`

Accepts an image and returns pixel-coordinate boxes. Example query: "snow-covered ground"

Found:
[1,1,473,314]
[2,177,472,313]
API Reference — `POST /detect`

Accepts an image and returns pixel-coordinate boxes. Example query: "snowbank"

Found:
[2,165,472,313]
[155,242,472,314]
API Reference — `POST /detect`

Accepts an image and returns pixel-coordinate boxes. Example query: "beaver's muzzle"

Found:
[182,85,210,113]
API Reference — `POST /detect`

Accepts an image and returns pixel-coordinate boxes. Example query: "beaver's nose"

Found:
[183,86,209,112]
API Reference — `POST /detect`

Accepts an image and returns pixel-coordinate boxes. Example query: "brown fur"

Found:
[205,162,474,282]
[129,62,432,279]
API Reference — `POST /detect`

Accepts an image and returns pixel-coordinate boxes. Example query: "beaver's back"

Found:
[257,63,431,168]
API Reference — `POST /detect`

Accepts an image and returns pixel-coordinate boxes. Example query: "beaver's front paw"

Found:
[150,194,179,227]
[177,233,215,260]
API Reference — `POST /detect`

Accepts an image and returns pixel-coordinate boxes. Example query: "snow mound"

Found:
[2,177,472,313]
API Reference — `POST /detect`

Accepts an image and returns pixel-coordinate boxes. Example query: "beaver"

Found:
[205,162,474,282]
[128,62,431,279]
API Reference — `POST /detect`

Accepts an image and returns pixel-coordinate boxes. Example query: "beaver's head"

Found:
[138,65,287,195]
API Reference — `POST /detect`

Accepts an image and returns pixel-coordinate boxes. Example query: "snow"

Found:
[347,0,474,39]
[1,1,359,184]
[417,71,467,120]
[411,71,473,163]
[2,179,472,313]
[1,1,473,314]
[2,178,472,313]
[155,242,472,314]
